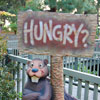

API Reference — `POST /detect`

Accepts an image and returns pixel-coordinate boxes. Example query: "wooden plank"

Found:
[8,54,31,64]
[93,84,98,100]
[68,76,73,95]
[84,81,89,100]
[77,79,82,99]
[17,11,97,57]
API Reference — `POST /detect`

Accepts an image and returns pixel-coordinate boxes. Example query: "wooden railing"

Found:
[63,52,100,76]
[7,54,100,100]
[8,54,31,95]
[64,68,100,100]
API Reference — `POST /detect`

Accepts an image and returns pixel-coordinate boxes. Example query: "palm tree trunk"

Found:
[51,56,64,100]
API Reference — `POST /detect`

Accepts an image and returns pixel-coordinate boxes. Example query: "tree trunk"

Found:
[51,56,64,100]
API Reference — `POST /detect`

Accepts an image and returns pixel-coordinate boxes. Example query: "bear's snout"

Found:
[32,68,39,73]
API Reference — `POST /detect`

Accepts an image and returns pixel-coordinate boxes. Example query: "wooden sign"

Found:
[17,11,97,57]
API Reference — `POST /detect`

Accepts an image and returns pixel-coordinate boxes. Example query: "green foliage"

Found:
[95,27,100,39]
[75,0,97,14]
[0,69,17,100]
[0,36,7,60]
[0,11,17,31]
[45,0,97,14]
[0,36,18,100]
[0,0,97,16]
[0,0,25,12]
[77,63,98,75]
[96,27,100,35]
[2,26,10,32]
[20,0,43,11]
[57,0,76,13]
[18,92,22,99]
[45,0,57,9]
[0,20,4,25]
[0,60,20,100]
[0,0,97,29]
[9,22,17,34]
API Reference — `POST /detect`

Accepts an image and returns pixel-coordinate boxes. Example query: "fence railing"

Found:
[64,68,100,100]
[8,54,31,95]
[7,48,100,76]
[63,52,100,76]
[7,54,100,100]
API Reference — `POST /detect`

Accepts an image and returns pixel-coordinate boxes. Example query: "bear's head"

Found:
[27,58,49,83]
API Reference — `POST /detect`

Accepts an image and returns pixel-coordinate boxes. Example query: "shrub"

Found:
[0,36,7,60]
[9,23,17,34]
[0,68,17,100]
[0,35,18,100]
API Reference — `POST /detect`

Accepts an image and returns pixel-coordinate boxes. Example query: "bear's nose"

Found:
[32,68,38,72]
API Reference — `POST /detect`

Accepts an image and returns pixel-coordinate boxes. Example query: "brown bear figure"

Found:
[22,58,77,100]
[22,58,52,100]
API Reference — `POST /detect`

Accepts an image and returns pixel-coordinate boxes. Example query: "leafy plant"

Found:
[20,0,43,11]
[9,22,17,34]
[2,26,10,32]
[44,0,97,13]
[0,11,16,17]
[0,11,16,32]
[0,35,18,100]
[18,92,22,99]
[77,62,98,75]
[0,69,17,100]
[0,36,7,60]
[0,20,4,26]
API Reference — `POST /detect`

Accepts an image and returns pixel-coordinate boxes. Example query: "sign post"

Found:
[17,11,97,100]
[51,56,64,100]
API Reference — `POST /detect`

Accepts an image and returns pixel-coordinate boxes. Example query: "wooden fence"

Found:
[64,68,100,100]
[6,54,100,100]
[63,52,100,76]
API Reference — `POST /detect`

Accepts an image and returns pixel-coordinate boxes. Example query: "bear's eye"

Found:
[30,63,34,67]
[39,64,43,68]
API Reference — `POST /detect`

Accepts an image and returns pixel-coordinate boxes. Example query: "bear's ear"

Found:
[44,59,48,65]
